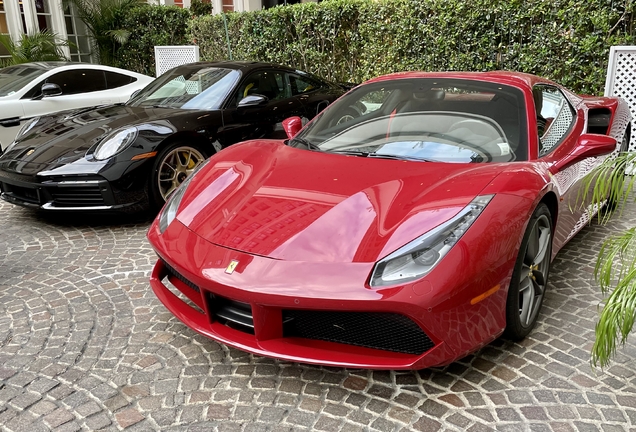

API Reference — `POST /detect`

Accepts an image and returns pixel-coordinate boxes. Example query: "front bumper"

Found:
[0,171,145,212]
[148,217,514,370]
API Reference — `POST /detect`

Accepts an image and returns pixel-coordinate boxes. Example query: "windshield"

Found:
[0,65,48,97]
[129,66,240,110]
[293,78,528,162]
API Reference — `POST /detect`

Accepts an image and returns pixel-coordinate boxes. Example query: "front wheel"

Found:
[504,203,553,340]
[150,142,207,210]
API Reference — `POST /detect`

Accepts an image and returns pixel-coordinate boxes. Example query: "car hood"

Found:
[175,141,507,263]
[0,105,213,173]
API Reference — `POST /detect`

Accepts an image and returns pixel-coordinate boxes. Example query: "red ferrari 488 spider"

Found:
[147,71,630,369]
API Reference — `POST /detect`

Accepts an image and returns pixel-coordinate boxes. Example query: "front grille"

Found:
[282,310,434,355]
[1,182,39,203]
[208,295,254,334]
[50,185,104,206]
[162,260,200,293]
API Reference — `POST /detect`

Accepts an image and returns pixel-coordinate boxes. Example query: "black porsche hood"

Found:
[0,104,215,172]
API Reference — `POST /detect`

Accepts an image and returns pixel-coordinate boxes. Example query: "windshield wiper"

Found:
[290,137,321,151]
[329,149,371,157]
[367,153,439,162]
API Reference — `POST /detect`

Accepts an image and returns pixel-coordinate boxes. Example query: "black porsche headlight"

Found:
[158,159,209,233]
[370,195,494,287]
[15,117,40,141]
[93,127,138,160]
[5,117,41,152]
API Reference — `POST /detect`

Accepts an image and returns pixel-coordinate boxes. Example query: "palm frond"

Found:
[578,150,636,367]
[592,229,636,367]
[0,31,69,65]
[0,34,16,55]
[106,29,131,45]
[63,0,143,64]
[578,152,636,223]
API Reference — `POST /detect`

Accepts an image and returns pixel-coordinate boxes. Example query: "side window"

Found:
[104,71,136,89]
[288,74,321,96]
[533,85,575,156]
[46,69,107,95]
[24,70,108,98]
[234,70,288,105]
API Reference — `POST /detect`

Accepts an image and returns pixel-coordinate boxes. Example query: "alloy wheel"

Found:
[157,146,205,201]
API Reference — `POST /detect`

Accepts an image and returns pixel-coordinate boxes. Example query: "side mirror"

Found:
[282,116,303,139]
[237,94,268,108]
[40,83,62,98]
[549,133,617,174]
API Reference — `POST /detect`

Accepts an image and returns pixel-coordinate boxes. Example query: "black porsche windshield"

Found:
[293,78,528,162]
[129,66,240,110]
[0,65,48,97]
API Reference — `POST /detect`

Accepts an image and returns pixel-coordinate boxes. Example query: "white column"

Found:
[21,0,39,35]
[212,0,222,14]
[242,0,260,11]
[49,0,71,59]
[4,0,24,40]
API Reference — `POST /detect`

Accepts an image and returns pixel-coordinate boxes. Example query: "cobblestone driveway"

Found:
[1,200,636,432]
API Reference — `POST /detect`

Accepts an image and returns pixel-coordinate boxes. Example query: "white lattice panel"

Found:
[605,46,636,150]
[541,98,574,152]
[154,45,200,77]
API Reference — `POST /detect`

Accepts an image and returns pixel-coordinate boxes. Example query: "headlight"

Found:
[370,195,494,287]
[93,127,138,160]
[158,159,209,233]
[13,117,40,144]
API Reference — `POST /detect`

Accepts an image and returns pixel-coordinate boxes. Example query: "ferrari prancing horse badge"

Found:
[225,260,239,274]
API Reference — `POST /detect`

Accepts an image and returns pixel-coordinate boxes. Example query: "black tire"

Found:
[149,142,208,210]
[504,203,553,340]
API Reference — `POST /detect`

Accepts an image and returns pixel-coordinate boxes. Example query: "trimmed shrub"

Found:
[188,0,636,94]
[190,0,213,17]
[113,5,191,76]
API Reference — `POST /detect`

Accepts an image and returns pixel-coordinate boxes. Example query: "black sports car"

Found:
[0,61,346,212]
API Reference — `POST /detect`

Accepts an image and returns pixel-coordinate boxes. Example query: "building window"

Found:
[0,0,10,58]
[19,2,28,33]
[34,0,52,31]
[64,5,92,62]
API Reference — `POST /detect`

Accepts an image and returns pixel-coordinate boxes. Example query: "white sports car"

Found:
[0,62,153,150]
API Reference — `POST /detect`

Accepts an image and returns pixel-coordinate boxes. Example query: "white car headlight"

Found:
[370,194,494,287]
[93,127,138,160]
[158,159,209,233]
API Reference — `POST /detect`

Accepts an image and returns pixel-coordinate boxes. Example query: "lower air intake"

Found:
[282,310,434,355]
[209,295,254,334]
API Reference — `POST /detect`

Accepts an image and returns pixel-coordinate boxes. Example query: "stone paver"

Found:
[1,199,636,431]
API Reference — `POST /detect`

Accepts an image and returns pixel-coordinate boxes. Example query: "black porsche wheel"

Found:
[504,203,552,340]
[335,107,359,125]
[150,142,207,209]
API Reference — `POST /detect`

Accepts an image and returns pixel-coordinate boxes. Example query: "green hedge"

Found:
[113,5,192,77]
[188,0,636,94]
